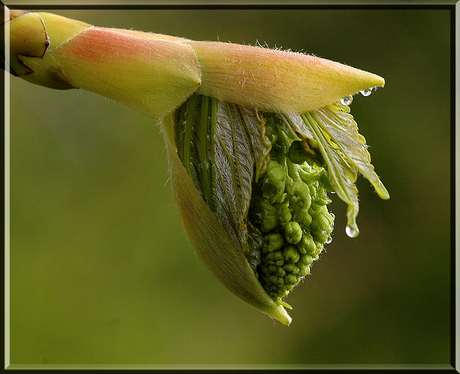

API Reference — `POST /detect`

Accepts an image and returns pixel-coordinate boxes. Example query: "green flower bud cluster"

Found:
[250,116,335,301]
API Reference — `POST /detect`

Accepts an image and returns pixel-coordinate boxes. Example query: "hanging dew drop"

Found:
[341,95,353,105]
[360,88,373,97]
[345,225,359,238]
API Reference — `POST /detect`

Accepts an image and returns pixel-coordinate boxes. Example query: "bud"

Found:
[5,8,389,324]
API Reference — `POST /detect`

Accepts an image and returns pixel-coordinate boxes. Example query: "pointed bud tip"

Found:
[370,73,385,89]
[267,303,292,325]
[353,70,385,97]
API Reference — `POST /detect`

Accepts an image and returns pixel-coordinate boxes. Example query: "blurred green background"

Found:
[8,6,451,367]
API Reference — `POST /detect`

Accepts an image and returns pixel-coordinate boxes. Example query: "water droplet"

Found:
[341,95,353,106]
[345,225,359,238]
[326,235,333,244]
[360,88,373,97]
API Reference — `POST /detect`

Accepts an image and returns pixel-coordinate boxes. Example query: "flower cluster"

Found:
[250,114,334,300]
